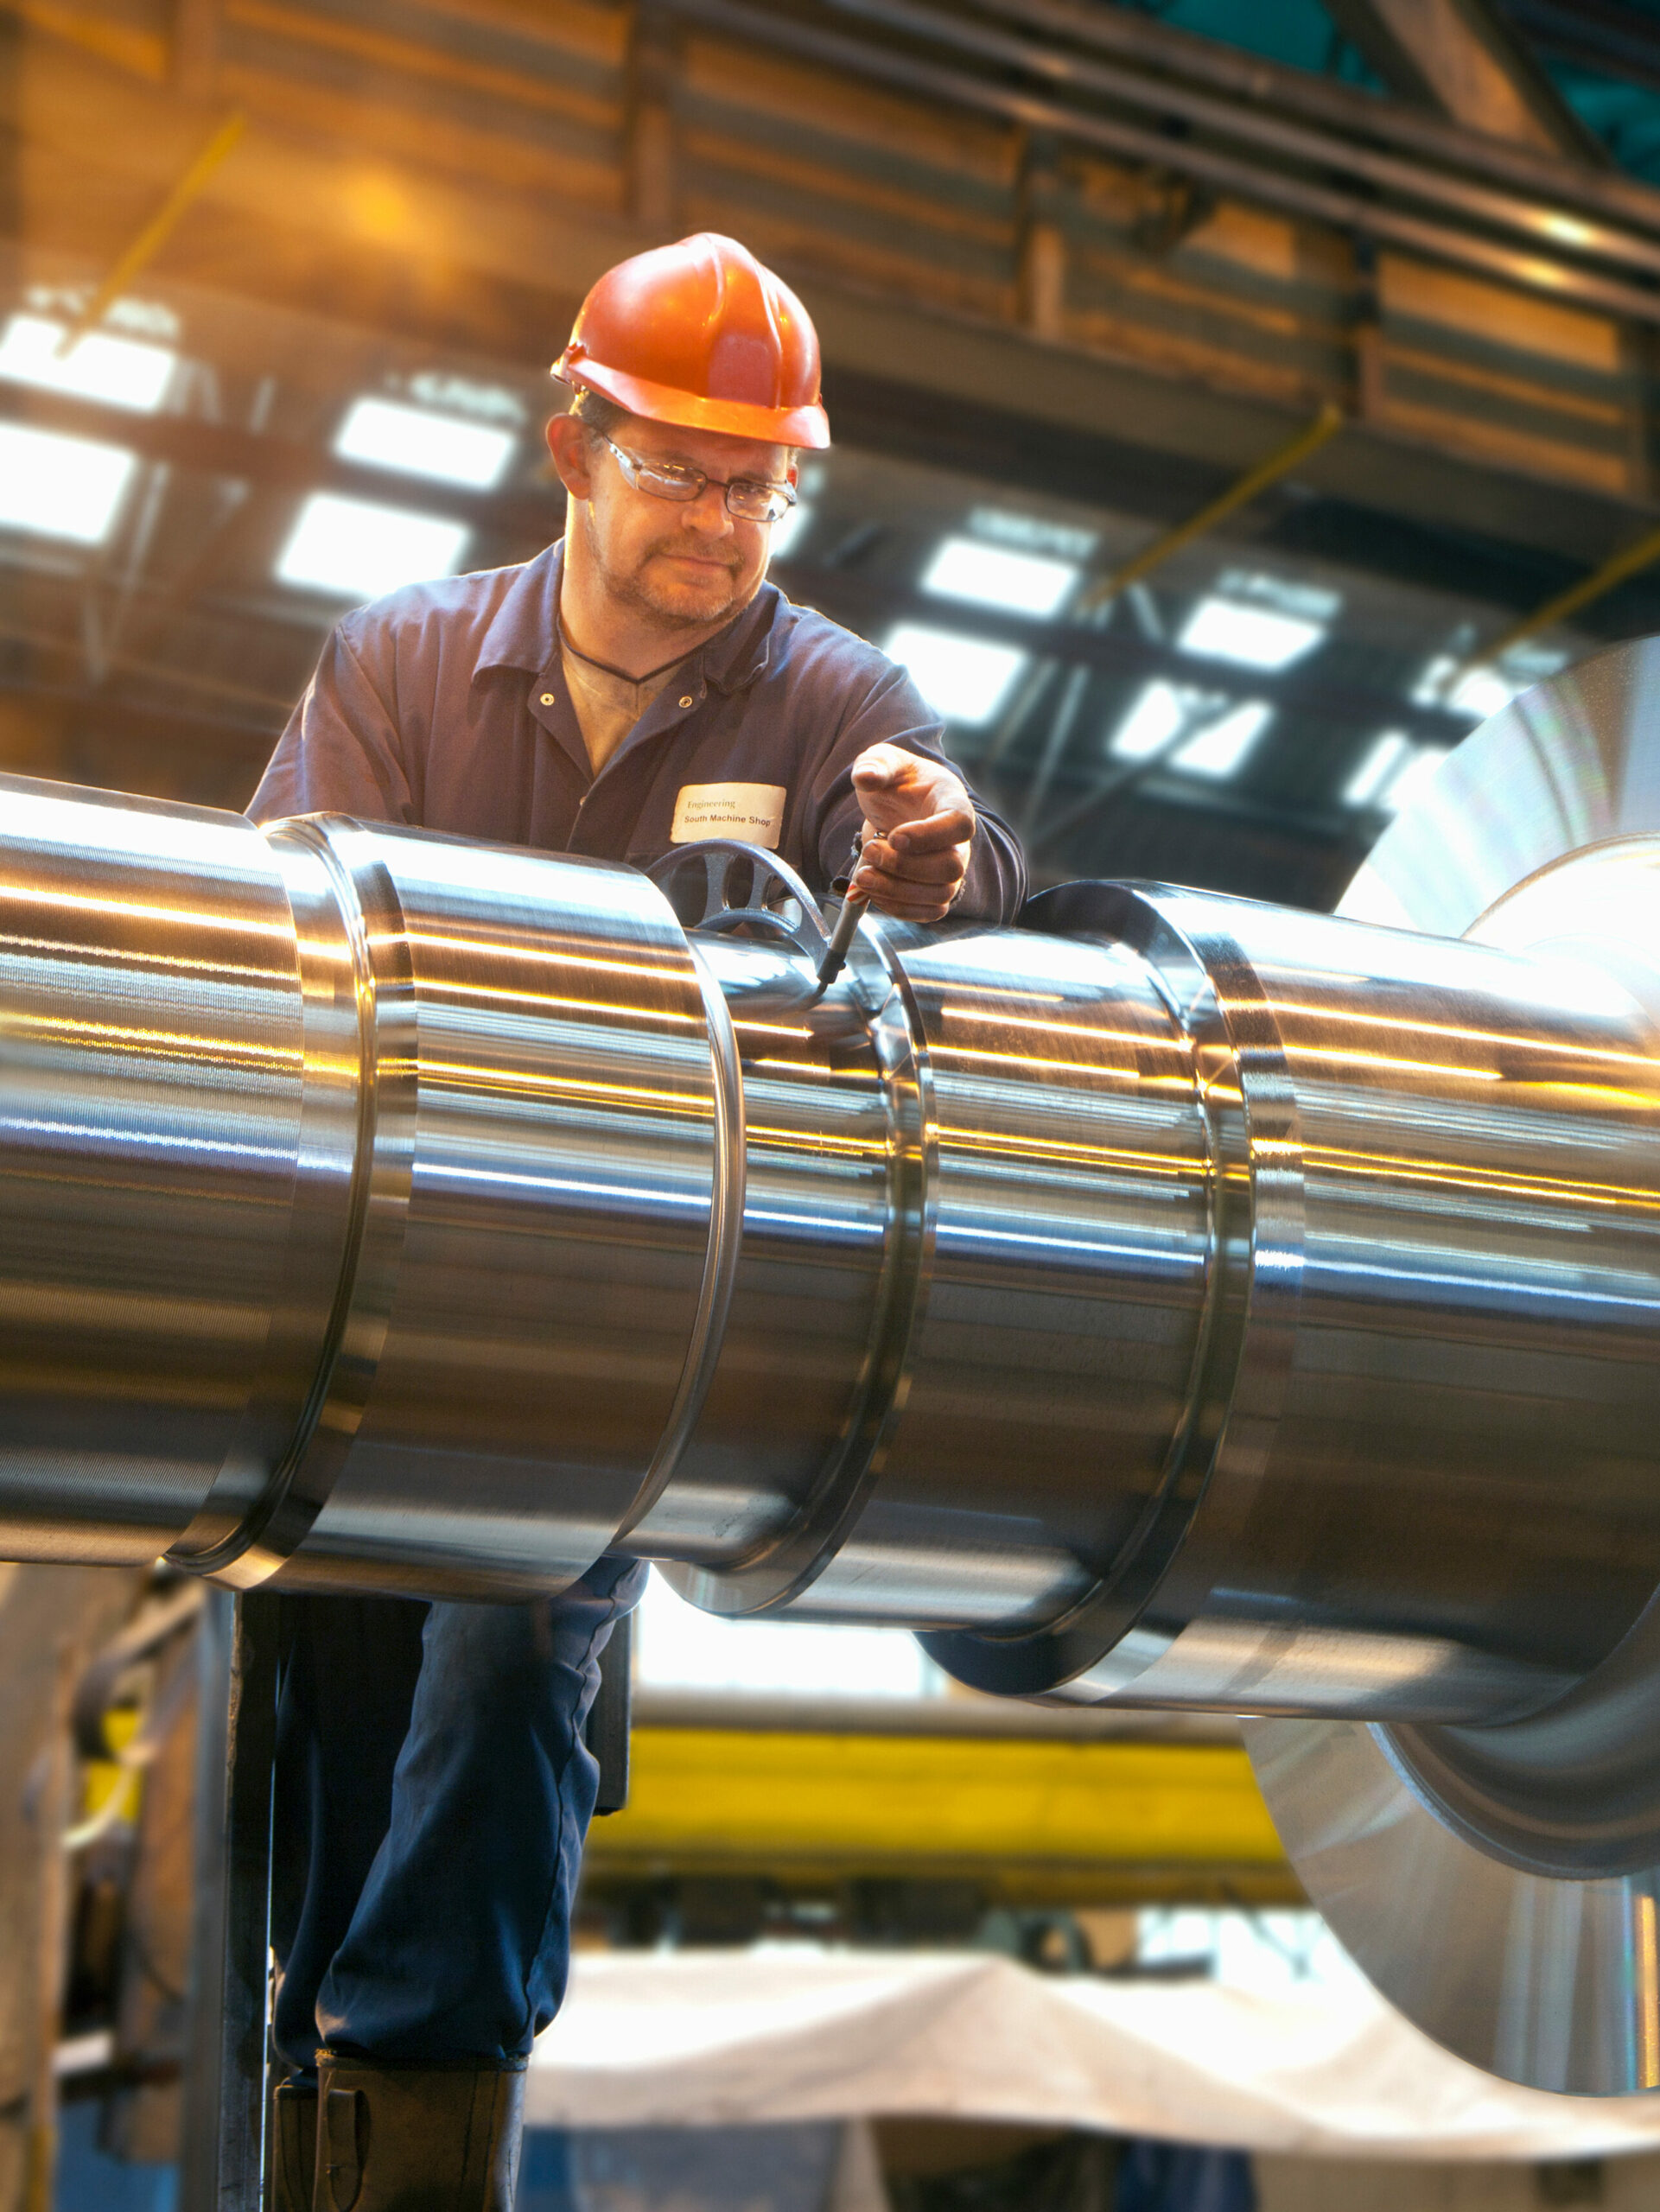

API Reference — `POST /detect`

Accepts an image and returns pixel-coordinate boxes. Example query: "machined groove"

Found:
[614,933,748,1544]
[660,916,932,1617]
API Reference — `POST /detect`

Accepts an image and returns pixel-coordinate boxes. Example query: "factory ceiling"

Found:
[10,0,1660,899]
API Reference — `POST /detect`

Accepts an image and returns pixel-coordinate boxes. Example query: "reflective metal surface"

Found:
[1247,640,1660,2094]
[267,819,730,1599]
[631,930,916,1594]
[0,781,730,1597]
[992,882,1660,1726]
[14,703,1660,2091]
[0,779,308,1562]
[1341,632,1660,944]
[800,918,1214,1633]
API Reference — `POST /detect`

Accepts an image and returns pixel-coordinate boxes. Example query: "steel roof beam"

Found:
[1323,0,1600,156]
[973,0,1660,225]
[721,0,1660,316]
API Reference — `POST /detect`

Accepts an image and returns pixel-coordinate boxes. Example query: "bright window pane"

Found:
[276,493,469,600]
[334,397,516,489]
[968,505,1097,562]
[0,313,175,411]
[1110,678,1197,760]
[1214,567,1339,622]
[921,535,1078,616]
[635,1568,940,1697]
[1344,731,1413,807]
[407,372,525,426]
[1409,647,1564,717]
[1110,681,1269,779]
[0,424,137,543]
[1445,664,1514,719]
[1345,733,1453,812]
[1178,699,1271,778]
[1179,595,1325,670]
[885,624,1027,726]
[1409,653,1460,708]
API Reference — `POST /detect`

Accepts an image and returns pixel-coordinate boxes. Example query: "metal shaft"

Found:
[5,769,1660,1732]
[13,752,1660,2094]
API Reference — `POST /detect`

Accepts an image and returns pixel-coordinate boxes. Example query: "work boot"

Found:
[312,2050,526,2212]
[271,2081,318,2212]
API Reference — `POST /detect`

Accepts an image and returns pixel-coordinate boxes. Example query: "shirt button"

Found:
[540,692,556,705]
[678,696,693,709]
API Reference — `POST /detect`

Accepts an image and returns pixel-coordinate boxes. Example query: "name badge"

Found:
[671,782,787,848]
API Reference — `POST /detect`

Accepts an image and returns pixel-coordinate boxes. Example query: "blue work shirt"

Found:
[249,540,1026,918]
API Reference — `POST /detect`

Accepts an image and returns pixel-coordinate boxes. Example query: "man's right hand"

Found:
[849,744,976,923]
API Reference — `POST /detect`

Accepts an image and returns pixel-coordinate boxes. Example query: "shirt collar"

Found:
[475,540,564,677]
[474,539,779,693]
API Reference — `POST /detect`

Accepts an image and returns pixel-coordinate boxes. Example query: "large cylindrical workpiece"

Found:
[0,782,728,1595]
[7,769,1660,1725]
[8,627,1660,2095]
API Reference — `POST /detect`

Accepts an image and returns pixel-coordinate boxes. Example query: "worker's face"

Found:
[548,410,794,632]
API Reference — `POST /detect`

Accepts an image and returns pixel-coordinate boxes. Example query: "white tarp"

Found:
[529,1950,1660,2162]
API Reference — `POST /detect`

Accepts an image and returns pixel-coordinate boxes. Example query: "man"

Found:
[251,232,1026,2211]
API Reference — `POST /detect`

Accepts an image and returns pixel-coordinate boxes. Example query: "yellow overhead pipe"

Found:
[1474,517,1660,671]
[56,110,246,357]
[1077,401,1346,613]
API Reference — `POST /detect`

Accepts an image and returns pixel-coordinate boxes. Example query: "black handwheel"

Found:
[647,839,830,959]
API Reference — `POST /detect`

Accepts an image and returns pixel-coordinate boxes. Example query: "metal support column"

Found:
[180,1591,280,2212]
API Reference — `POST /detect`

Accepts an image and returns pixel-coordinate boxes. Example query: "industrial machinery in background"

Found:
[7,641,1660,2115]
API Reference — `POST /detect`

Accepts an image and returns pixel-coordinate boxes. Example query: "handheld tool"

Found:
[812,835,870,997]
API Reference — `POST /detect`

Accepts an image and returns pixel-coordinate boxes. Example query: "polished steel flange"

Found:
[1250,636,1660,2095]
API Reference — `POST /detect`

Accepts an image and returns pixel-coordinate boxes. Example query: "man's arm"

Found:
[248,621,416,825]
[810,663,1027,925]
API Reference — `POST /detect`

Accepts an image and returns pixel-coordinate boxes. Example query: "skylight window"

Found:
[1411,655,1511,719]
[1111,680,1207,760]
[1179,595,1326,670]
[1344,731,1453,812]
[1214,568,1340,622]
[334,397,516,490]
[967,506,1098,563]
[0,424,137,543]
[1344,730,1412,808]
[275,493,469,601]
[1409,645,1565,719]
[1179,699,1273,778]
[24,289,179,344]
[885,624,1027,726]
[1109,680,1272,779]
[405,372,525,426]
[1447,664,1511,719]
[921,535,1078,616]
[0,313,175,412]
[635,1568,941,1697]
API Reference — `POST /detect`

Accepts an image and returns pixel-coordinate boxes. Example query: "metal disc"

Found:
[1339,632,1660,941]
[1248,635,1660,2095]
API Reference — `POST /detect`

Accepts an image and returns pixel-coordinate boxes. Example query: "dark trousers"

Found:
[269,1557,647,2075]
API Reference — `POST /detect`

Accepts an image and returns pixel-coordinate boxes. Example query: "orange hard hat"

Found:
[553,233,830,450]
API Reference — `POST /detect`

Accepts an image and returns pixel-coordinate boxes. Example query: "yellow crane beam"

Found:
[583,1727,1293,1904]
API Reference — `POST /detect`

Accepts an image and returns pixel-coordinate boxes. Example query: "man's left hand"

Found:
[849,744,976,924]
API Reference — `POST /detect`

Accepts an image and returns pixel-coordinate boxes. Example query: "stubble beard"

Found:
[584,507,755,636]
